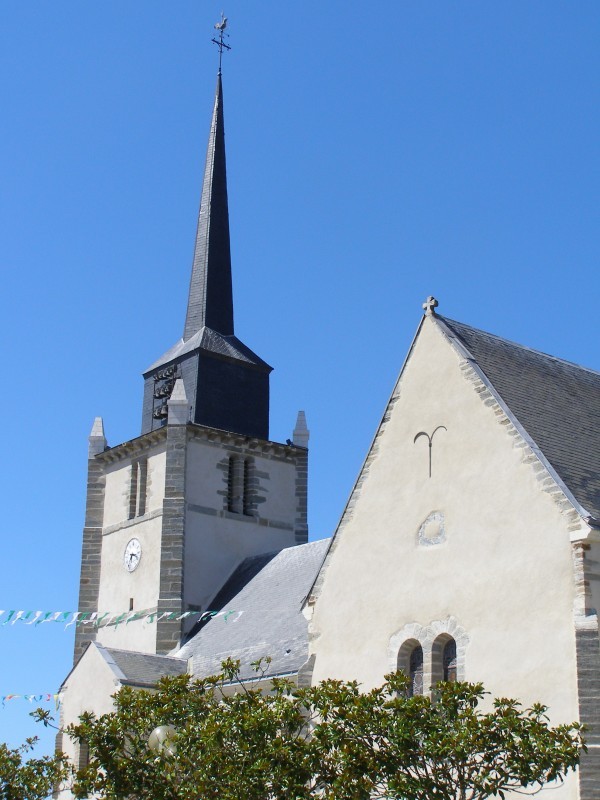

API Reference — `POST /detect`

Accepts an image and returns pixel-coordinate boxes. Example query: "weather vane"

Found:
[212,12,231,73]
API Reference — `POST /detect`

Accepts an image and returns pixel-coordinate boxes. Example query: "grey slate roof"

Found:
[99,645,188,687]
[144,326,271,375]
[176,539,330,681]
[438,316,600,522]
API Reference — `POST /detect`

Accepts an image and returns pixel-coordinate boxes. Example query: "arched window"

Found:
[408,645,424,697]
[397,638,424,696]
[389,621,467,697]
[431,634,458,686]
[443,638,457,682]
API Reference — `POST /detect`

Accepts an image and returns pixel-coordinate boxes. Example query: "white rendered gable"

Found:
[307,316,581,799]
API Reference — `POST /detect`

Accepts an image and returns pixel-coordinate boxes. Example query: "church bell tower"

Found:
[73,60,309,664]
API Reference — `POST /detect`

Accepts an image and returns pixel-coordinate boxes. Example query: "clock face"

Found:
[123,538,142,572]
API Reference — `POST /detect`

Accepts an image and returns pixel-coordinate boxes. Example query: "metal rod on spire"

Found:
[212,12,231,73]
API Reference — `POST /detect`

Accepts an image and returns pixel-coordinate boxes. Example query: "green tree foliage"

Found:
[313,673,585,799]
[0,737,69,800]
[69,659,315,800]
[66,662,584,800]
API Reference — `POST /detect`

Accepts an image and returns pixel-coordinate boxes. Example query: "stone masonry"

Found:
[294,447,309,545]
[73,420,106,664]
[156,422,188,654]
[575,618,600,798]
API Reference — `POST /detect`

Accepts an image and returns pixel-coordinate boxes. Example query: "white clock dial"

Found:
[123,538,142,572]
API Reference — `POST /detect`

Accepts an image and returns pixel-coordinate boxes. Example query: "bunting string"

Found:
[0,608,243,629]
[1,693,62,709]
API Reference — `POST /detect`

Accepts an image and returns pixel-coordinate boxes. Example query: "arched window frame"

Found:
[397,638,424,696]
[443,638,457,682]
[408,644,424,696]
[431,633,458,687]
[389,618,469,697]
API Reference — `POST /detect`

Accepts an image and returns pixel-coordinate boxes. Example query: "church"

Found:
[57,63,600,800]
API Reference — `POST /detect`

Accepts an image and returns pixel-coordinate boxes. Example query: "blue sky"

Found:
[1,1,598,754]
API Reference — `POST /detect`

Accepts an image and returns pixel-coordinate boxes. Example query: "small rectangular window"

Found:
[226,456,254,515]
[227,456,237,512]
[128,462,138,520]
[243,459,252,516]
[137,459,147,516]
[128,458,148,519]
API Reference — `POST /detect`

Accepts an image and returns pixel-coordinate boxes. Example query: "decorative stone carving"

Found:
[417,511,446,546]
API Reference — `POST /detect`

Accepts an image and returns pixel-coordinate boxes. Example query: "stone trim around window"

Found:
[388,617,469,694]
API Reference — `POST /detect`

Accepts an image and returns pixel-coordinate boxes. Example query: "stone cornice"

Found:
[95,422,305,466]
[95,428,168,464]
[186,423,302,461]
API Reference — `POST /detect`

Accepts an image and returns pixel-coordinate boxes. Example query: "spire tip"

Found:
[212,12,231,71]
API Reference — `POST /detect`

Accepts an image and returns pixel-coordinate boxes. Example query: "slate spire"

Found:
[184,71,233,341]
[142,68,271,440]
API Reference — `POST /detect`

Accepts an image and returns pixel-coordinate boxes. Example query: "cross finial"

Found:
[423,295,439,316]
[212,12,231,73]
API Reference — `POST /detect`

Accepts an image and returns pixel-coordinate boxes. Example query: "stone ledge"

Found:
[103,507,163,537]
[186,503,293,531]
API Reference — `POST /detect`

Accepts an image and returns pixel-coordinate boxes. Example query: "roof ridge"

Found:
[239,538,329,564]
[440,315,600,378]
[105,647,186,662]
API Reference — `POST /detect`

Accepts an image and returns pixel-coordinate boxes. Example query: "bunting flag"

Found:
[1,693,62,709]
[0,608,243,629]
